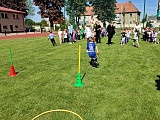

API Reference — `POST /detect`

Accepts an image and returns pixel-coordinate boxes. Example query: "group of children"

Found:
[57,28,85,45]
[142,27,160,44]
[120,27,132,45]
[48,24,100,69]
[120,26,160,48]
[48,24,160,69]
[121,27,140,48]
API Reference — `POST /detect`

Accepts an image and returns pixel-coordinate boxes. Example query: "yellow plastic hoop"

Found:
[32,109,83,120]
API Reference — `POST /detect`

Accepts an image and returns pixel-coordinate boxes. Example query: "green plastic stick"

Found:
[9,48,13,66]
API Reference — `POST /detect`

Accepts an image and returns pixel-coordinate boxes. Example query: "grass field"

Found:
[0,33,160,120]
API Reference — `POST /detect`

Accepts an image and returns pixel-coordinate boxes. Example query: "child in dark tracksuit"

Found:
[48,31,57,46]
[87,37,100,68]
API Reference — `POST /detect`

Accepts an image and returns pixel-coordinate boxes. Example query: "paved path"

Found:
[0,32,57,40]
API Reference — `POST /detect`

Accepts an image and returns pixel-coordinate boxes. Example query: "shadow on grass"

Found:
[16,68,26,74]
[155,75,160,90]
[106,42,115,45]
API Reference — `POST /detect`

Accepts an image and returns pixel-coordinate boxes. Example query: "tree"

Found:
[33,0,64,31]
[91,0,116,27]
[0,0,28,16]
[26,0,35,18]
[41,19,48,27]
[25,19,35,26]
[142,13,147,23]
[66,0,86,26]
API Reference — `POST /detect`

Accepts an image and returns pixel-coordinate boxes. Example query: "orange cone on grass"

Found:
[9,48,16,77]
[9,65,16,76]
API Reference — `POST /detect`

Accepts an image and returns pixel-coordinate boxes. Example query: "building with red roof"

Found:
[79,1,140,28]
[0,6,25,33]
[115,1,140,28]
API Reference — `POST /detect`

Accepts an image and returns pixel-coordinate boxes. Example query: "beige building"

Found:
[79,6,103,27]
[115,1,141,28]
[79,1,140,28]
[0,6,25,33]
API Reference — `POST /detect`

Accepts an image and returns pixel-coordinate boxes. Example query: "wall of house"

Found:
[79,15,104,27]
[0,12,25,33]
[124,13,140,27]
[114,12,140,28]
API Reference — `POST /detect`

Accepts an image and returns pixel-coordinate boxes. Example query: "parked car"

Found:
[25,27,36,32]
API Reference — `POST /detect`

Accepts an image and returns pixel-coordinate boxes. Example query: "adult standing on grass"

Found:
[48,31,57,46]
[85,24,93,42]
[133,22,141,38]
[106,21,115,45]
[68,22,73,44]
[95,21,101,43]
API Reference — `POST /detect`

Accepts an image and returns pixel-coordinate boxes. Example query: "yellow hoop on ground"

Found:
[32,109,83,120]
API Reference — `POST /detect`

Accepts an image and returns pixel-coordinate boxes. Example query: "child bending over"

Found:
[87,37,100,68]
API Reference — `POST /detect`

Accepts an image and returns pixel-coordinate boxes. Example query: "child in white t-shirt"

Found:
[85,24,92,42]
[133,29,140,48]
[58,28,63,44]
[152,29,157,44]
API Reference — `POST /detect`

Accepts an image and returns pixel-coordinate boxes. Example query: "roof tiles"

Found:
[115,1,140,14]
[0,6,25,14]
[84,1,140,16]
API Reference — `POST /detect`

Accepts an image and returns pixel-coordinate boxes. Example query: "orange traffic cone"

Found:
[9,65,16,77]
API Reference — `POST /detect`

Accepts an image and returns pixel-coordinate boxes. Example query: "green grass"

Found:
[0,33,160,120]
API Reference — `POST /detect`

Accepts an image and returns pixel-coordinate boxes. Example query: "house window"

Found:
[1,13,8,19]
[130,21,132,24]
[13,14,15,19]
[15,25,18,28]
[13,14,19,19]
[16,15,19,19]
[5,14,8,18]
[1,13,4,18]
[3,26,8,29]
[130,14,132,17]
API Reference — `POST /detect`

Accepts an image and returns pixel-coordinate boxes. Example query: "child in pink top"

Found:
[58,28,63,44]
[72,29,76,43]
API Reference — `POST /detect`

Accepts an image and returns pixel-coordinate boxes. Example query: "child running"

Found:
[152,29,158,44]
[132,29,140,48]
[48,31,57,46]
[120,28,126,45]
[87,37,100,68]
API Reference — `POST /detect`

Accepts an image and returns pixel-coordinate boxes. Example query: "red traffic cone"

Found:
[9,65,16,77]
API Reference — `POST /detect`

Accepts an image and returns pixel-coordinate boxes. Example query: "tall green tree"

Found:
[26,0,35,17]
[66,0,86,26]
[33,0,64,31]
[0,0,28,16]
[25,18,35,26]
[91,0,116,27]
[142,13,147,23]
[41,19,48,27]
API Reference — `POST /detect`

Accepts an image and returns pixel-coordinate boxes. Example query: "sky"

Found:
[31,0,159,22]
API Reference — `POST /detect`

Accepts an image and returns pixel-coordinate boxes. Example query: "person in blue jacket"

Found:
[87,37,100,68]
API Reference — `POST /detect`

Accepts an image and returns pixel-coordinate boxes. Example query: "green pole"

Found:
[9,48,13,66]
